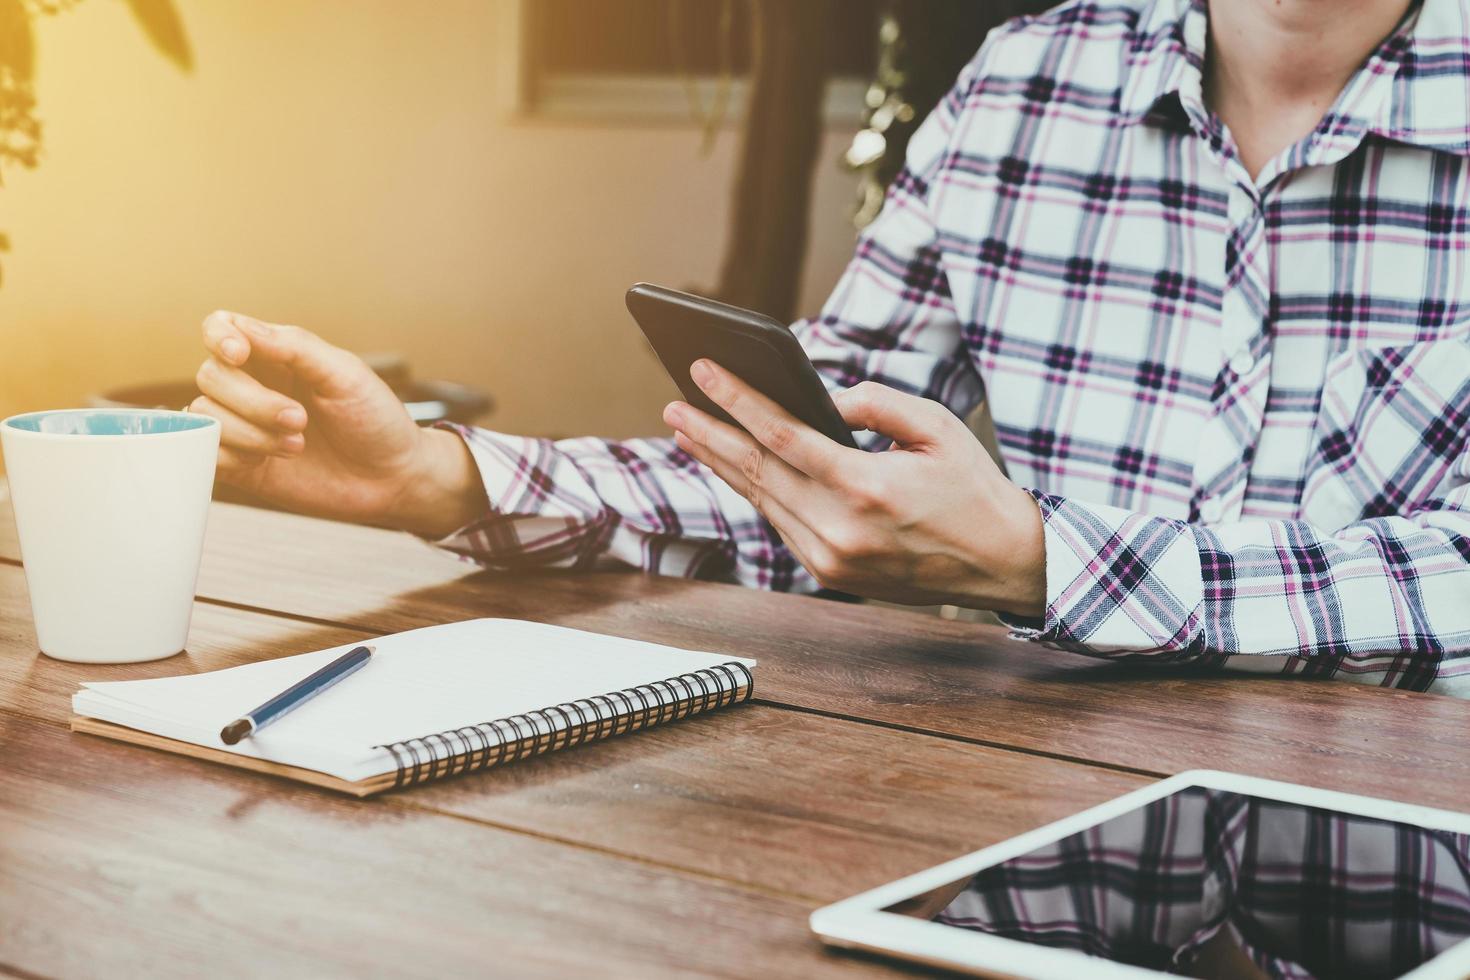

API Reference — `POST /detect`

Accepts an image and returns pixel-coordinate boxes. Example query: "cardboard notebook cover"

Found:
[71,716,393,796]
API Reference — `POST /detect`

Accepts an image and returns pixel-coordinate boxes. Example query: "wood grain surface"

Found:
[0,716,925,979]
[7,498,1463,808]
[0,563,1145,902]
[4,487,1470,976]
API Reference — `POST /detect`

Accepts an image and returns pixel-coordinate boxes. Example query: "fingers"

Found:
[216,445,266,484]
[688,359,845,479]
[664,400,808,510]
[195,355,308,433]
[670,427,834,583]
[199,309,293,397]
[833,381,949,447]
[189,394,305,458]
[672,426,799,527]
[227,312,364,399]
[666,401,821,551]
[202,310,252,366]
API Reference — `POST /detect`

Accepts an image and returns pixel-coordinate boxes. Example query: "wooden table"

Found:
[3,487,1470,977]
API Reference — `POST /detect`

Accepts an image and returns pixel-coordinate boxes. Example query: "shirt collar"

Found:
[1116,0,1470,159]
[1371,0,1470,156]
[1115,0,1204,127]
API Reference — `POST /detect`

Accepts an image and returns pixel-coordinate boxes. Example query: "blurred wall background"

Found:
[0,0,860,444]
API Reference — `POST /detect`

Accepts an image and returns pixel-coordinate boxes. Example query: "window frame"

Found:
[493,0,868,128]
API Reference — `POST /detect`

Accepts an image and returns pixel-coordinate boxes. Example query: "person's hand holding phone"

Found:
[191,311,486,537]
[663,360,1046,616]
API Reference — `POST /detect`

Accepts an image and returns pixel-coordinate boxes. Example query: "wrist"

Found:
[388,426,489,539]
[982,484,1047,618]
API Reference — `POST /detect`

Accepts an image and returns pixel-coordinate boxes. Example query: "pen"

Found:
[219,644,374,745]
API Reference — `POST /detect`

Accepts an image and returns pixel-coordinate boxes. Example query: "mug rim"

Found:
[1,408,220,440]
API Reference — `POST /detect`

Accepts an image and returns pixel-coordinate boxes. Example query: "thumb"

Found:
[226,312,364,399]
[833,381,946,448]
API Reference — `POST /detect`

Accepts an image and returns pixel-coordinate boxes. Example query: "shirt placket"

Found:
[1173,75,1271,525]
[1192,182,1271,525]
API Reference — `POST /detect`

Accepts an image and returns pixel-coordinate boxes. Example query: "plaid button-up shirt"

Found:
[440,0,1470,694]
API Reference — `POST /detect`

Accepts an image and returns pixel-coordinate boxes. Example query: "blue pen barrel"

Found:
[219,645,374,744]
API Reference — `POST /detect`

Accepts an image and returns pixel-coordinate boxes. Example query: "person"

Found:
[192,0,1470,694]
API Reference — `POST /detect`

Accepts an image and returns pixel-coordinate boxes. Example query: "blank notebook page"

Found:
[72,618,756,783]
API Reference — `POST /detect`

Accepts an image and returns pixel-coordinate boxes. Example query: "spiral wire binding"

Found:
[379,662,754,789]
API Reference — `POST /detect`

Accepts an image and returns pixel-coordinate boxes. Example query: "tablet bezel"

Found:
[810,769,1470,980]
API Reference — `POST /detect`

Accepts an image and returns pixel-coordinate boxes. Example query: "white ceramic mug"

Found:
[1,409,220,663]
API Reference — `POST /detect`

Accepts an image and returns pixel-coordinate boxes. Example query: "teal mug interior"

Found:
[2,410,215,436]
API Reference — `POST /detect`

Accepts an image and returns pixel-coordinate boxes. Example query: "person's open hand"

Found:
[663,361,1045,615]
[192,311,484,536]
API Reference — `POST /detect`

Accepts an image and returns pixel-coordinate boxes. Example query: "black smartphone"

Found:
[626,283,859,449]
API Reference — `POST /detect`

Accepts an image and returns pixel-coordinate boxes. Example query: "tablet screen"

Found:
[885,787,1470,979]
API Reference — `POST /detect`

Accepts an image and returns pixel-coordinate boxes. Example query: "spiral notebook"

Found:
[70,619,756,797]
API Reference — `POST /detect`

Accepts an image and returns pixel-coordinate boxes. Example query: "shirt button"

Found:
[1229,350,1254,375]
[1200,498,1224,524]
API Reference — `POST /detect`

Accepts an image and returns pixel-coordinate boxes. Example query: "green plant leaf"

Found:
[0,0,35,82]
[122,0,192,72]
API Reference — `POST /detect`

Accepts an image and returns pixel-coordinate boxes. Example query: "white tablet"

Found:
[811,770,1470,979]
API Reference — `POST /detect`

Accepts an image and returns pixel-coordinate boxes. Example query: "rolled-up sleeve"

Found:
[1008,487,1470,693]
